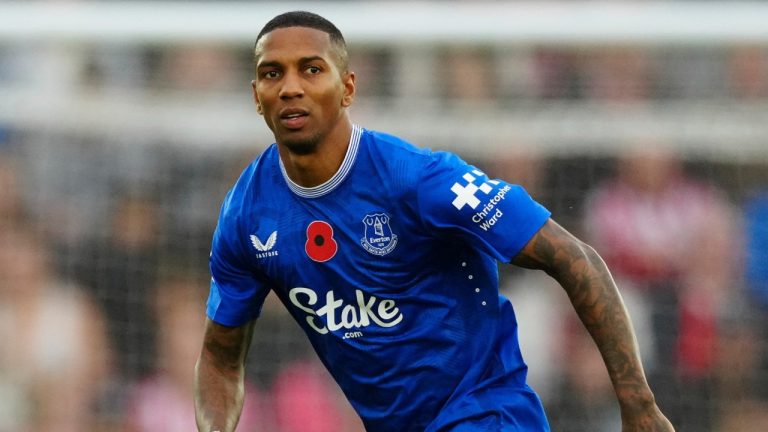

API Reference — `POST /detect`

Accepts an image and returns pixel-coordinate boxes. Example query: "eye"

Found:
[306,65,322,74]
[262,70,280,79]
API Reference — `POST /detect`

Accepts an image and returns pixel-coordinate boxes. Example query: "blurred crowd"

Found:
[490,147,768,432]
[1,24,768,432]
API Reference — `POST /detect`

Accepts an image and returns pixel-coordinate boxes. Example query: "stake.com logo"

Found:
[288,287,403,336]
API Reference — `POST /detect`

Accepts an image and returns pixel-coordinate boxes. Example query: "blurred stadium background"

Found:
[1,1,767,431]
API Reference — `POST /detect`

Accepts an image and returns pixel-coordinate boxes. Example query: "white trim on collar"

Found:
[279,124,363,198]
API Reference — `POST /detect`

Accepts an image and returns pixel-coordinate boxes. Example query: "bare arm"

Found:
[194,318,255,432]
[512,219,673,431]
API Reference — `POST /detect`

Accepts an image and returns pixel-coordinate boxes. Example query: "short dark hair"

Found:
[254,11,349,72]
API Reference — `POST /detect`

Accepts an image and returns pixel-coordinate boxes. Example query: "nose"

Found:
[279,70,304,99]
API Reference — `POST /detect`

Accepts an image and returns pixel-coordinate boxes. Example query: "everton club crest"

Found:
[360,213,398,256]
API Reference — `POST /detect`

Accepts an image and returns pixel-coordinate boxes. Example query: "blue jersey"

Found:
[207,126,551,431]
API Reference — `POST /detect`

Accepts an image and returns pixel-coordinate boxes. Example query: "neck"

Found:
[278,117,353,188]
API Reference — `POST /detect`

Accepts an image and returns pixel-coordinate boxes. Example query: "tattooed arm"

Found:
[512,219,674,432]
[194,318,256,432]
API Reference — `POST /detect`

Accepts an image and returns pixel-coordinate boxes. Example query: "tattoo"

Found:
[203,320,255,370]
[513,220,653,407]
[195,320,255,432]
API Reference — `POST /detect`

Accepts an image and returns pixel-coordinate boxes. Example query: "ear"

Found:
[341,71,356,108]
[251,80,263,115]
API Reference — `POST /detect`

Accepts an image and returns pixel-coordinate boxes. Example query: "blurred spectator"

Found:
[496,47,539,102]
[714,303,768,432]
[0,153,26,228]
[657,48,726,99]
[532,49,581,99]
[126,271,272,431]
[272,358,364,432]
[727,46,768,99]
[83,44,149,94]
[440,47,496,105]
[75,193,162,383]
[0,224,111,432]
[583,143,739,431]
[580,48,656,101]
[715,399,768,432]
[154,44,243,93]
[348,48,394,100]
[547,318,621,432]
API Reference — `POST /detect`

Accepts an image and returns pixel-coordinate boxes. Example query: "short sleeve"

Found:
[207,191,271,326]
[416,151,551,262]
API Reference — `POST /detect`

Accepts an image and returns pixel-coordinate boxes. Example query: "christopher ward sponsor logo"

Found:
[450,170,510,231]
[472,184,512,231]
[450,170,498,211]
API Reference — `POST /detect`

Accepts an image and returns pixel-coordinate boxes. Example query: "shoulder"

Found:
[361,127,467,175]
[212,147,279,267]
[218,144,278,225]
[357,129,478,203]
[362,128,433,163]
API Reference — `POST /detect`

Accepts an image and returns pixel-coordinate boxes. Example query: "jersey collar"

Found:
[279,124,363,199]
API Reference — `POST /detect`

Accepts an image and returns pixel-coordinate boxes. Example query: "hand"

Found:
[621,403,675,432]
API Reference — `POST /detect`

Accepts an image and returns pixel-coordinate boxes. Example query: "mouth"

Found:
[279,108,309,130]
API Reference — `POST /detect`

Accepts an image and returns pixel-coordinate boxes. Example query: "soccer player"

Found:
[194,11,674,432]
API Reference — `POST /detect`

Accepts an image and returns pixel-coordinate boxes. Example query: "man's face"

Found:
[253,26,354,154]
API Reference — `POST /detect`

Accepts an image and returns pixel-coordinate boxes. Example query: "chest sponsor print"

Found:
[288,286,404,336]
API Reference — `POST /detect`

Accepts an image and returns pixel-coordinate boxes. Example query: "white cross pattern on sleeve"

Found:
[450,170,499,210]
